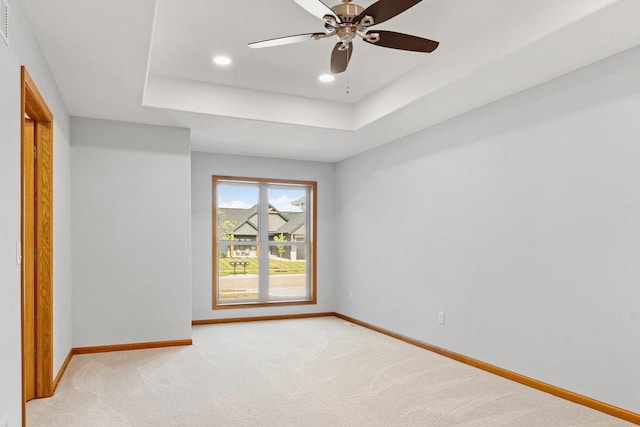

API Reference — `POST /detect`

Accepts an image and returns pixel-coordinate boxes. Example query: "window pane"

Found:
[213,176,315,308]
[268,187,306,242]
[217,243,259,301]
[269,245,307,299]
[217,183,259,242]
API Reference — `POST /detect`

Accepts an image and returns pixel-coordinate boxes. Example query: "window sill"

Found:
[212,299,317,310]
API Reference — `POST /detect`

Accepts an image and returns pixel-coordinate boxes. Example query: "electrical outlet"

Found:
[438,311,445,325]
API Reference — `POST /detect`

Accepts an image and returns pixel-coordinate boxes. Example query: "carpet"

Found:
[27,317,633,426]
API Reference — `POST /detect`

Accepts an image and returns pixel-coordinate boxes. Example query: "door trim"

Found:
[21,119,35,402]
[21,66,54,423]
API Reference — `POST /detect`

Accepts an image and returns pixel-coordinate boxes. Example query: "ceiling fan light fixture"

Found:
[318,74,335,83]
[213,55,232,66]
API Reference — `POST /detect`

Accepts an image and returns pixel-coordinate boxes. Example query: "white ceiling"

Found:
[149,0,507,103]
[20,0,640,162]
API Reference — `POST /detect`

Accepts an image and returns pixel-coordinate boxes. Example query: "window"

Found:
[212,176,317,309]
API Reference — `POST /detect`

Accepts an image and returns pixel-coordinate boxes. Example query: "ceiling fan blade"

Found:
[356,0,422,26]
[364,31,439,53]
[248,33,324,49]
[330,42,353,74]
[294,0,341,23]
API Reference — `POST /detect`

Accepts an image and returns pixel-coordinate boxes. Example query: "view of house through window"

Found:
[213,176,316,308]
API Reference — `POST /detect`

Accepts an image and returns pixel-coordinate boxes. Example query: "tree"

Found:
[217,211,236,257]
[273,232,287,258]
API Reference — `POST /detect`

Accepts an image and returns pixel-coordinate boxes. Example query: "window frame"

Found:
[212,175,317,309]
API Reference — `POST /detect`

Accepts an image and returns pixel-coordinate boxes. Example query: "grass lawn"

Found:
[218,257,305,276]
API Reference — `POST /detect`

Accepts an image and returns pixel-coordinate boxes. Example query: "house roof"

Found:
[217,205,304,239]
[274,212,305,235]
[291,197,305,206]
[218,206,257,228]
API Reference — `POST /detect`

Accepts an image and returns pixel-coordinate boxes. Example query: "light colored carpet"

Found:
[27,317,632,426]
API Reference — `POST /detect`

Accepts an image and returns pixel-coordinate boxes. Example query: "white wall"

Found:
[71,118,192,347]
[191,153,335,320]
[0,0,73,425]
[335,46,640,413]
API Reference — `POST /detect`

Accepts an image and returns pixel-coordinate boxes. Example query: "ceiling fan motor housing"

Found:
[331,3,364,23]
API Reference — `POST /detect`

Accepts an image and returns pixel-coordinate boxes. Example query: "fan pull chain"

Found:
[346,70,350,96]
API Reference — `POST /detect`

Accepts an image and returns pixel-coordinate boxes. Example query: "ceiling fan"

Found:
[248,0,439,74]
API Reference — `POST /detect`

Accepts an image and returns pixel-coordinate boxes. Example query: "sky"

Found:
[217,183,305,212]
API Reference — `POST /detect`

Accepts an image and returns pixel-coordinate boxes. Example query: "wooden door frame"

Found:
[20,66,54,423]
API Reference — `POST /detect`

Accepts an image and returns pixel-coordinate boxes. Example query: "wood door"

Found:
[22,119,36,401]
[22,68,54,427]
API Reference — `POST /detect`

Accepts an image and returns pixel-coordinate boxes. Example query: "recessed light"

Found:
[213,56,232,66]
[318,74,335,83]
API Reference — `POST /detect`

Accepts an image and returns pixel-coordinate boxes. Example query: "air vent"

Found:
[0,0,8,46]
